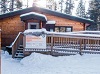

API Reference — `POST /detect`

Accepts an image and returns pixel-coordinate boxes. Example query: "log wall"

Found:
[0,16,25,46]
[0,11,85,47]
[42,13,85,31]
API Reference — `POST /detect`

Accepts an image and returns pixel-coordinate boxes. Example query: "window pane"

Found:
[66,27,72,32]
[55,27,59,32]
[30,25,36,29]
[50,29,53,32]
[28,23,39,29]
[60,27,65,32]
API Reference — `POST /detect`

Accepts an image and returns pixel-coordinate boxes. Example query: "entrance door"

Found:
[28,23,39,29]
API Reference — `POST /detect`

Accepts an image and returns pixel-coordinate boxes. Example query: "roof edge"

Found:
[0,6,95,25]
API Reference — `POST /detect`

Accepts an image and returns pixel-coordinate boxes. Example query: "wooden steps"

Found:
[14,45,24,58]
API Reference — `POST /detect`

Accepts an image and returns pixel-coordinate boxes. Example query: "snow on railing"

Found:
[46,31,100,55]
[47,31,100,40]
[22,29,100,56]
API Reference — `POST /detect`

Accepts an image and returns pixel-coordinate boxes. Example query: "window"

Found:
[55,26,72,32]
[55,27,59,32]
[60,27,66,32]
[28,23,39,29]
[30,25,36,29]
[66,27,72,32]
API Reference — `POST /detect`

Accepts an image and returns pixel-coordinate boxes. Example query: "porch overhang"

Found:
[20,12,47,22]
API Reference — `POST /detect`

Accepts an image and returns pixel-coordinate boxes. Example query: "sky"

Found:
[22,0,90,16]
[22,0,46,8]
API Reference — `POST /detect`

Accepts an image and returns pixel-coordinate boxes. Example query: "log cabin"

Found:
[0,6,95,48]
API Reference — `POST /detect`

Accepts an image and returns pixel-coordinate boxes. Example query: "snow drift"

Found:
[2,51,100,74]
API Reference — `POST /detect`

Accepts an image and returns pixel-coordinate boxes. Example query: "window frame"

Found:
[66,26,73,32]
[28,23,39,29]
[55,26,73,32]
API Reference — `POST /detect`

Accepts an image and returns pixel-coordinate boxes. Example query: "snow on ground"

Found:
[1,51,100,74]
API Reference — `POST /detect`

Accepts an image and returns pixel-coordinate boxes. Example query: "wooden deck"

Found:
[11,31,100,58]
[46,32,100,55]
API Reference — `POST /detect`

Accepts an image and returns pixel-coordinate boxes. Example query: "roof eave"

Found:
[0,6,95,25]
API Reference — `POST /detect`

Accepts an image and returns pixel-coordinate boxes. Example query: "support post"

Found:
[23,34,26,56]
[79,39,82,55]
[83,39,86,50]
[50,34,54,55]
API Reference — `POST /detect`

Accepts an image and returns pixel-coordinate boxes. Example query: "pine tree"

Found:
[65,0,74,15]
[76,0,86,18]
[58,0,64,12]
[54,1,57,11]
[32,0,38,7]
[15,0,22,9]
[88,0,100,30]
[0,0,23,14]
[9,0,14,11]
[0,0,8,13]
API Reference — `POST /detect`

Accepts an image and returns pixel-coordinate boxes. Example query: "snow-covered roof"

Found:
[46,21,56,24]
[20,12,47,22]
[20,12,46,18]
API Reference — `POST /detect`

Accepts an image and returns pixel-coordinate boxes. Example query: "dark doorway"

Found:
[46,24,55,32]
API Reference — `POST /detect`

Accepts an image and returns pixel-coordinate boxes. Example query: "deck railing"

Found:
[46,32,100,55]
[11,32,23,58]
[12,31,100,57]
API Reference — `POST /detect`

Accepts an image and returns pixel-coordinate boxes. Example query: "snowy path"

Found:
[1,51,100,74]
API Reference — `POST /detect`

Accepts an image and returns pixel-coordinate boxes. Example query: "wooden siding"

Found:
[0,16,25,46]
[31,11,85,31]
[0,11,85,47]
[43,13,84,31]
